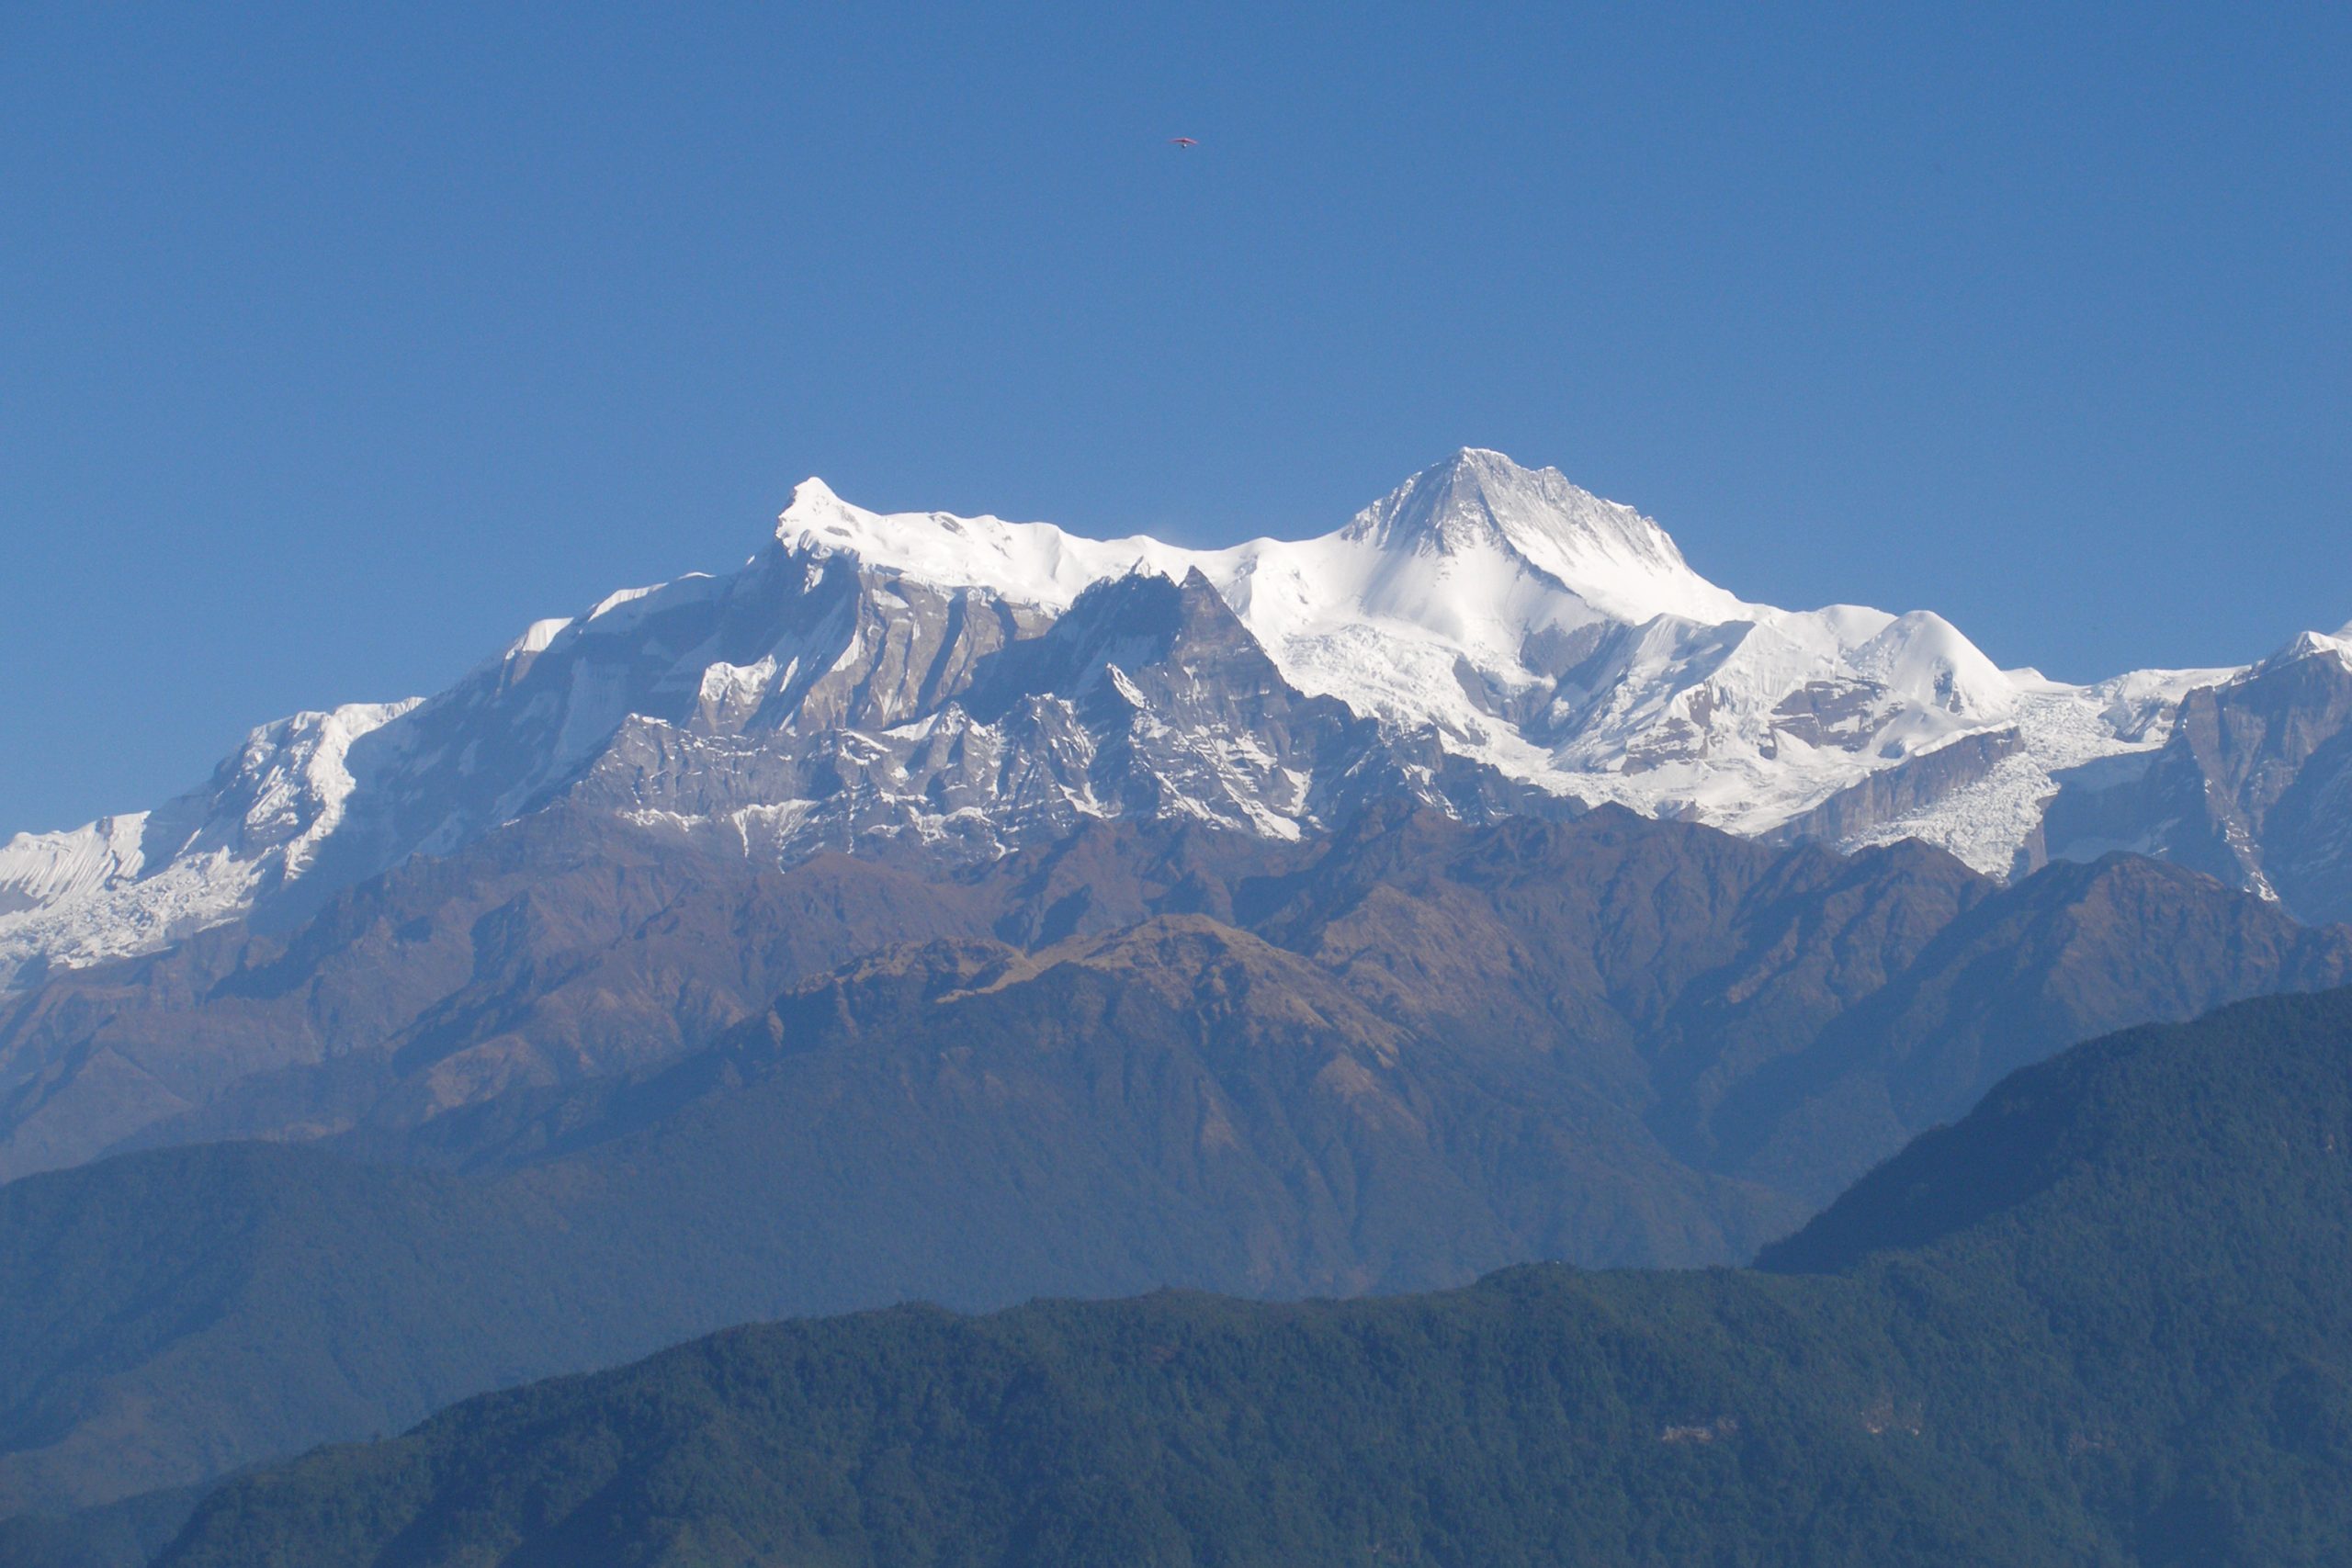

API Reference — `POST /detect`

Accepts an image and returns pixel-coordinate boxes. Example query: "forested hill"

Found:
[156,984,2352,1568]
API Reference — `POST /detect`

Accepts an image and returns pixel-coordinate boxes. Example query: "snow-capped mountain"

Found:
[0,448,2335,988]
[771,450,2233,850]
[2036,621,2352,916]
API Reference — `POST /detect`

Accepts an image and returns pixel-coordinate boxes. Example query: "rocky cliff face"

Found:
[567,568,1562,874]
[2042,627,2352,920]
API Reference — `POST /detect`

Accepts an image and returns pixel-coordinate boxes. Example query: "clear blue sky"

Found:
[5,2,2347,833]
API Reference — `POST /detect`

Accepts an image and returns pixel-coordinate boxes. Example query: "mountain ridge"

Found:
[7,803,2346,1194]
[6,447,2345,990]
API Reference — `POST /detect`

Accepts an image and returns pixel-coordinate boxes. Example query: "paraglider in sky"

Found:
[1169,137,1197,149]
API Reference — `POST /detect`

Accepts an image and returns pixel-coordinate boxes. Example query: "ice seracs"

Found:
[4,447,2339,988]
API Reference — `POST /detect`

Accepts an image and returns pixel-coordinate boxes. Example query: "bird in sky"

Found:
[1169,137,1198,149]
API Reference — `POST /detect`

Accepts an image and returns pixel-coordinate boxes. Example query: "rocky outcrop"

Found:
[1764,728,2026,861]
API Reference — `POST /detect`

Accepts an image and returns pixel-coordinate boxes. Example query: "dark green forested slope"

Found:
[155,985,2352,1568]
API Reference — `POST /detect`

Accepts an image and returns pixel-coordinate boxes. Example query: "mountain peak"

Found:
[776,475,855,534]
[1339,447,1744,624]
[2261,625,2352,672]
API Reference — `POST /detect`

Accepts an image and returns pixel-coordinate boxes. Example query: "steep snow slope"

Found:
[0,448,2320,987]
[0,703,417,983]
